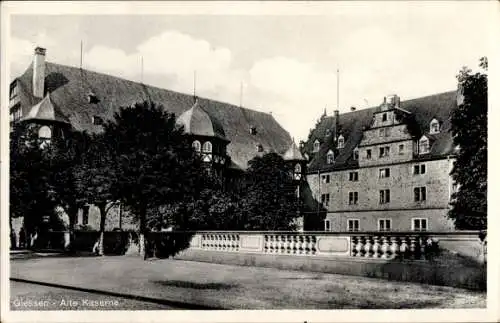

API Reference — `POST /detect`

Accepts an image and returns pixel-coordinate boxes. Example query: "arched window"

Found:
[313,139,320,153]
[192,140,201,152]
[294,163,302,180]
[202,141,212,153]
[38,125,52,139]
[326,150,335,164]
[419,136,430,155]
[429,118,440,134]
[337,135,345,149]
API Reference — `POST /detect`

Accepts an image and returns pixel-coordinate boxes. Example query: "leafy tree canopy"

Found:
[449,57,487,230]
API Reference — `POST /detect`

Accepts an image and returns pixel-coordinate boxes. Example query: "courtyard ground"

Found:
[10,255,486,310]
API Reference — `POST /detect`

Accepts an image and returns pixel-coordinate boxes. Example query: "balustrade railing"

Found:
[200,233,240,252]
[263,234,317,255]
[350,234,432,260]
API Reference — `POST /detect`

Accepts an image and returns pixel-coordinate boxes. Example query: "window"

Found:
[412,218,428,232]
[202,141,212,153]
[414,187,427,202]
[326,150,335,164]
[337,135,345,149]
[413,164,426,175]
[382,113,388,122]
[313,139,320,152]
[9,83,18,99]
[321,193,330,207]
[379,189,390,204]
[257,144,264,152]
[353,148,359,160]
[379,129,384,137]
[325,220,331,231]
[88,92,100,104]
[192,140,201,152]
[347,219,360,232]
[250,126,257,135]
[398,144,404,155]
[378,219,392,232]
[379,168,390,178]
[38,126,52,140]
[92,116,104,126]
[366,149,372,160]
[452,182,458,193]
[294,163,302,180]
[379,146,390,158]
[349,192,358,205]
[419,136,430,154]
[321,174,330,184]
[430,119,440,134]
[10,106,22,122]
[348,171,358,181]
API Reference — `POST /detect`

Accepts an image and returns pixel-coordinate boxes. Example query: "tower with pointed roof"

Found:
[283,139,308,231]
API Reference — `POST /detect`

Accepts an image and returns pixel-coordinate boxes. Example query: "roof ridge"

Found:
[45,61,276,118]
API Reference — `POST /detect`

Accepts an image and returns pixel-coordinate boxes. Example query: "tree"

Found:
[237,152,300,230]
[449,57,487,230]
[10,123,58,247]
[103,101,203,256]
[45,129,90,249]
[75,132,117,255]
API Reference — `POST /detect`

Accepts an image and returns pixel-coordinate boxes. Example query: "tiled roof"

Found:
[283,140,306,161]
[15,62,292,170]
[305,91,458,173]
[176,99,228,141]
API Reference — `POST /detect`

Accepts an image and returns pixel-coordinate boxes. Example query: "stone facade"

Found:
[304,93,459,232]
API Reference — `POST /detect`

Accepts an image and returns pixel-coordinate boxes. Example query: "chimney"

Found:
[33,47,46,98]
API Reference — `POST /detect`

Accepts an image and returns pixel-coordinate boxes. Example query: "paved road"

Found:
[11,280,179,310]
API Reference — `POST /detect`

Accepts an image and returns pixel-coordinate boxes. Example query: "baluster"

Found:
[418,236,426,260]
[268,235,274,253]
[272,235,278,253]
[400,237,409,259]
[380,236,388,259]
[236,234,240,251]
[372,236,380,258]
[299,235,305,254]
[351,236,358,256]
[312,235,318,255]
[364,236,372,258]
[292,235,298,254]
[389,236,399,259]
[309,235,315,255]
[409,236,417,259]
[355,236,364,257]
[278,235,284,254]
[264,235,269,253]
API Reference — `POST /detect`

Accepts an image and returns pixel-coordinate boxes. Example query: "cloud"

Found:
[85,30,245,102]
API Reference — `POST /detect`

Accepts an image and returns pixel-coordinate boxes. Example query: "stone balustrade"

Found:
[187,231,482,262]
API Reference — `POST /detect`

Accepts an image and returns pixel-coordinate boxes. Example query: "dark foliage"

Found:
[236,152,300,230]
[449,58,487,230]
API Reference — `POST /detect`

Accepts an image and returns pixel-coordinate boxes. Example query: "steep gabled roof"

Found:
[306,91,458,172]
[15,62,292,170]
[283,140,306,161]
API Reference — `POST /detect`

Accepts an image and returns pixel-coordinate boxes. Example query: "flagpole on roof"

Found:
[337,68,340,110]
[193,70,197,99]
[140,56,144,84]
[80,40,83,70]
[240,81,243,108]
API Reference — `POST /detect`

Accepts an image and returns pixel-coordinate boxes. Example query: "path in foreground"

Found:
[11,256,486,309]
[11,281,177,310]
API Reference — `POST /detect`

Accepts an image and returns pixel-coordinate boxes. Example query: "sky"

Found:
[8,2,494,141]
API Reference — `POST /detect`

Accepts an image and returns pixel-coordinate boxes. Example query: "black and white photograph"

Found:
[1,1,497,322]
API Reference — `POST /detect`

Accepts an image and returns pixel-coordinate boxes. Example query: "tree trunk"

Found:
[139,207,147,258]
[97,203,107,256]
[67,206,78,252]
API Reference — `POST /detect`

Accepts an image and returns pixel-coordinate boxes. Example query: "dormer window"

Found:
[87,91,100,104]
[429,118,440,134]
[192,140,201,152]
[250,126,257,135]
[9,82,18,100]
[202,141,212,153]
[419,136,430,155]
[257,144,264,152]
[325,129,331,137]
[337,135,345,149]
[353,147,359,160]
[92,116,104,126]
[326,150,335,164]
[313,139,320,153]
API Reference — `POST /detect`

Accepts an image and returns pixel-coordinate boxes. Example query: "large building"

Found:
[302,92,460,232]
[9,47,304,232]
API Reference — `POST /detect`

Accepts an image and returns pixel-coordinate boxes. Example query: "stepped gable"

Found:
[306,91,458,172]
